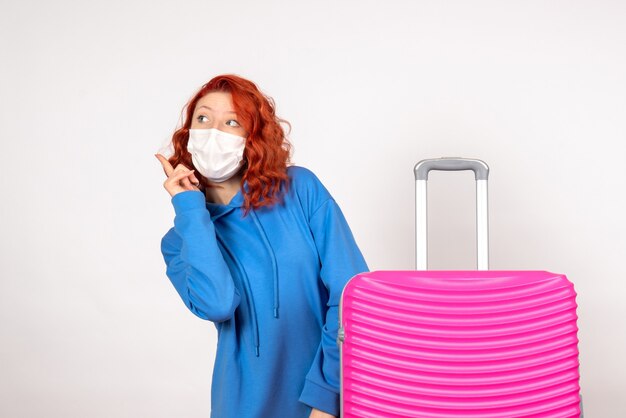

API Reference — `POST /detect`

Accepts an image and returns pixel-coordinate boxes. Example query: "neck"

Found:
[205,174,243,205]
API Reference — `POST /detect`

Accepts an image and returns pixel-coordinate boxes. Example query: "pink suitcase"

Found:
[338,158,581,417]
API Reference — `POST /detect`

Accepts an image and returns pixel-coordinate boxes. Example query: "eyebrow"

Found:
[196,105,237,114]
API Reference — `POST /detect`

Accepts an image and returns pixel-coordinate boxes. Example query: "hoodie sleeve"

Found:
[298,197,369,416]
[160,190,241,322]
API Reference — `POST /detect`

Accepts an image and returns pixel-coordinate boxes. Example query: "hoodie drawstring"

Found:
[212,209,280,357]
[250,209,280,319]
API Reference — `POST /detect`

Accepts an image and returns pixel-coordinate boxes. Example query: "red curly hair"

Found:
[167,74,292,216]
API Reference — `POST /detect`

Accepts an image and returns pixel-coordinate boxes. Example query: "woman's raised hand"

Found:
[155,154,202,197]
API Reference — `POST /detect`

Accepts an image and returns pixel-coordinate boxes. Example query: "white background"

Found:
[1,0,624,416]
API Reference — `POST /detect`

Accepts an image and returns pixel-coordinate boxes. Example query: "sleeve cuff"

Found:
[298,378,340,417]
[171,190,206,216]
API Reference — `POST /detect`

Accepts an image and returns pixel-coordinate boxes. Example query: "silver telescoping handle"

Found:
[414,157,490,271]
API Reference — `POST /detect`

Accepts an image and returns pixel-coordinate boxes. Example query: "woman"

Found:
[155,74,368,418]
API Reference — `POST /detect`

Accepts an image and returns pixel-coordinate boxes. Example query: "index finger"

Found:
[155,153,175,177]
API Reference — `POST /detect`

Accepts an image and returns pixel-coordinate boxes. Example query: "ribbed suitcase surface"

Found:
[339,270,580,417]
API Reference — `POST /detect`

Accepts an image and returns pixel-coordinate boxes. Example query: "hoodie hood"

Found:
[206,181,280,357]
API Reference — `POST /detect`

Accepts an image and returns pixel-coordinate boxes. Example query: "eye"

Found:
[226,119,240,127]
[196,115,209,123]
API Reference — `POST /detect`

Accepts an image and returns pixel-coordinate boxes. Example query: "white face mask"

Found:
[187,128,246,183]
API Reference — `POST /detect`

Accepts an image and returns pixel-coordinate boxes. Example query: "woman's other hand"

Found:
[155,153,201,197]
[309,408,336,418]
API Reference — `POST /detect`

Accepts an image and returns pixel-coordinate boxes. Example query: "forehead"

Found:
[194,91,235,113]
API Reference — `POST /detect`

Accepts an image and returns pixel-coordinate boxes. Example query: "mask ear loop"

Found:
[241,143,249,172]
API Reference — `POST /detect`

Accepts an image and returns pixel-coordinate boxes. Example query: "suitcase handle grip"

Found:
[414,157,490,270]
[414,157,489,181]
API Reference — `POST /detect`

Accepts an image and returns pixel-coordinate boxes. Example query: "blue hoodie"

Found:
[160,165,369,417]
